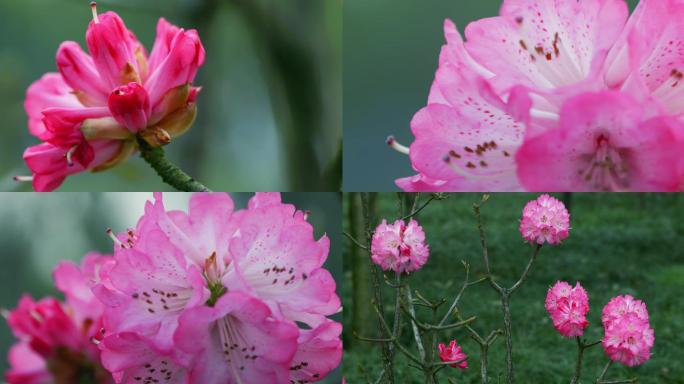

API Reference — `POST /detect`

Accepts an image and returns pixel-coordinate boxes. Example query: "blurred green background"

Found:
[0,0,341,192]
[343,0,639,191]
[343,193,684,383]
[0,192,343,383]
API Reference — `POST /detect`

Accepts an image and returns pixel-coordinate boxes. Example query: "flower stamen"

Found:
[90,2,100,24]
[13,176,33,182]
[65,145,79,167]
[386,135,409,155]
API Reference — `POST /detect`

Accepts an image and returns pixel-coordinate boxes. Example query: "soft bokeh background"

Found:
[0,0,341,192]
[343,193,684,383]
[343,0,640,191]
[0,192,343,383]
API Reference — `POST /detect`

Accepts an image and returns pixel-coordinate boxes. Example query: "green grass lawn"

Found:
[342,193,684,384]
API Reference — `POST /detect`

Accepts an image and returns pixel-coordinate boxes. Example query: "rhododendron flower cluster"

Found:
[438,340,468,370]
[18,3,205,191]
[545,281,589,338]
[602,295,654,367]
[4,193,342,384]
[394,0,684,192]
[4,253,113,384]
[370,218,429,273]
[519,194,570,245]
[95,192,341,383]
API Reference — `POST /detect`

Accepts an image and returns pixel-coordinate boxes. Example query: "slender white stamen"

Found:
[106,228,124,247]
[13,176,33,182]
[303,210,310,221]
[66,145,78,167]
[0,308,10,319]
[386,135,409,155]
[90,2,100,24]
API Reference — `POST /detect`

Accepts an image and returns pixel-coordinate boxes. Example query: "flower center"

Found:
[579,135,630,191]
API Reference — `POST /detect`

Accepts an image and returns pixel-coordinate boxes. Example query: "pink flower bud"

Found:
[108,82,151,132]
[438,340,468,369]
[519,194,570,245]
[545,281,589,338]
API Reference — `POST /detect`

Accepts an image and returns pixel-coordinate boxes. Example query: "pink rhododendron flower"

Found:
[545,281,589,338]
[516,91,684,191]
[4,253,114,384]
[393,0,684,191]
[95,192,342,383]
[438,340,468,369]
[519,194,570,245]
[601,295,654,367]
[18,3,205,191]
[370,218,429,273]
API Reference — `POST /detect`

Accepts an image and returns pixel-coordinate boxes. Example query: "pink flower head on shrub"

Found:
[18,2,205,191]
[545,281,589,338]
[602,295,654,367]
[438,340,468,369]
[519,194,570,245]
[393,0,684,192]
[371,218,429,273]
[94,192,342,383]
[4,253,113,384]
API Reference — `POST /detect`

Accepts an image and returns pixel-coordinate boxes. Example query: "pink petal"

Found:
[175,292,299,384]
[56,41,109,106]
[290,320,343,383]
[144,28,205,108]
[24,73,81,140]
[100,333,189,384]
[147,18,181,73]
[464,0,628,91]
[86,11,146,90]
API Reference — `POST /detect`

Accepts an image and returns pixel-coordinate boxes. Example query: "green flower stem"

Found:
[137,139,212,192]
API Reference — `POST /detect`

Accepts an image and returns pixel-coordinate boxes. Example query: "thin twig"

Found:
[438,261,470,326]
[509,244,541,293]
[406,287,427,360]
[400,195,436,221]
[343,231,368,250]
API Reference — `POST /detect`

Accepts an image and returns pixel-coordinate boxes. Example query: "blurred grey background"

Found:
[0,0,341,192]
[343,0,639,191]
[0,192,342,383]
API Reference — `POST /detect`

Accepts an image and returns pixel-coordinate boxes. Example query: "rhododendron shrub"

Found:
[17,3,205,191]
[392,0,684,192]
[348,193,653,384]
[3,193,342,384]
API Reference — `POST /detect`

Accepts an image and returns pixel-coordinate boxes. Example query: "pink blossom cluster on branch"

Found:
[602,295,655,367]
[370,218,429,273]
[3,193,342,384]
[393,0,684,192]
[519,194,570,245]
[545,281,590,338]
[19,3,205,191]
